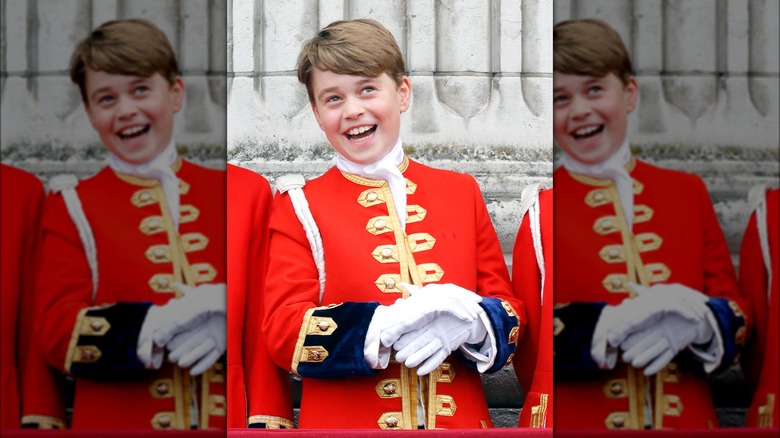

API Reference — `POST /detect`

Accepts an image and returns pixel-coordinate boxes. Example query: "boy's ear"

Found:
[170,76,185,113]
[312,103,325,131]
[625,76,639,113]
[397,76,412,112]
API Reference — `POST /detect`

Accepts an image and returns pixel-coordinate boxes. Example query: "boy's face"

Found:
[84,69,184,165]
[310,69,411,165]
[553,71,638,165]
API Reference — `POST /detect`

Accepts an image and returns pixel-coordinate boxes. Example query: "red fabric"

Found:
[1,164,66,429]
[740,188,779,428]
[262,160,525,429]
[513,188,553,428]
[227,164,293,428]
[553,159,751,429]
[35,160,226,429]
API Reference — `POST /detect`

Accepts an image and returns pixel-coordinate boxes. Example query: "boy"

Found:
[551,19,749,429]
[512,184,552,428]
[1,164,66,429]
[227,164,293,428]
[740,186,778,429]
[260,19,524,429]
[35,19,226,429]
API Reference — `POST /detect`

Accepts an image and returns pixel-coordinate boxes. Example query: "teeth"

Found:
[120,126,145,136]
[347,125,373,136]
[574,126,599,136]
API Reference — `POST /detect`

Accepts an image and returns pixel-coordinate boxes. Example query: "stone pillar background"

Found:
[0,0,228,179]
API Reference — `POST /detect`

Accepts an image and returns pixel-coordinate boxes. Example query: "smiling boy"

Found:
[34,19,227,429]
[551,19,750,429]
[259,19,524,429]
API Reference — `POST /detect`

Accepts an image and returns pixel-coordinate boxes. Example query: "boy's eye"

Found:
[587,85,603,94]
[97,95,114,104]
[553,95,568,104]
[326,95,340,103]
[361,86,375,94]
[134,85,150,94]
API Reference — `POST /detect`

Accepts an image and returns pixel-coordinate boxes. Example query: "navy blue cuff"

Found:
[553,301,607,377]
[705,297,747,374]
[294,302,381,379]
[457,298,521,374]
[69,302,153,380]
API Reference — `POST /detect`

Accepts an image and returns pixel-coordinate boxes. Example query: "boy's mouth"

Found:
[571,124,603,140]
[345,125,377,142]
[118,125,150,140]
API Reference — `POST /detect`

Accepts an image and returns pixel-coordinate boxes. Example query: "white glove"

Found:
[620,311,714,375]
[590,282,712,369]
[167,313,227,376]
[136,283,226,369]
[393,312,488,375]
[363,283,483,369]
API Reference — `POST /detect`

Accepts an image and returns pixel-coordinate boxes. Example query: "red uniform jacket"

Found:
[513,187,553,428]
[1,164,66,429]
[263,158,525,429]
[35,159,226,429]
[227,164,293,428]
[740,187,779,428]
[553,158,750,429]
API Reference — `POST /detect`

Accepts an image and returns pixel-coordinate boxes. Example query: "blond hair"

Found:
[297,18,406,103]
[70,19,180,102]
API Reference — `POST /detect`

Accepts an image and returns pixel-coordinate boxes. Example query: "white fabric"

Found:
[562,139,634,229]
[136,305,166,369]
[49,174,100,302]
[519,183,549,300]
[620,311,715,376]
[108,139,180,229]
[275,174,326,302]
[393,310,488,375]
[336,139,408,228]
[747,184,773,304]
[363,303,398,369]
[167,313,226,375]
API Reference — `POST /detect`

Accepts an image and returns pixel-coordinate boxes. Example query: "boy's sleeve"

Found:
[455,175,526,373]
[36,193,153,380]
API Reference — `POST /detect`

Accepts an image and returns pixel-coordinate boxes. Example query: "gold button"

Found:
[158,277,170,289]
[602,218,614,229]
[608,248,620,258]
[385,416,398,428]
[610,382,623,395]
[148,219,160,229]
[367,192,378,202]
[383,383,396,395]
[374,219,386,230]
[140,191,151,201]
[594,191,605,201]
[384,278,396,289]
[158,415,171,428]
[154,248,166,259]
[612,415,625,428]
[81,350,94,361]
[380,248,393,259]
[90,320,104,332]
[611,277,623,289]
[156,382,169,395]
[317,321,330,332]
[309,351,320,360]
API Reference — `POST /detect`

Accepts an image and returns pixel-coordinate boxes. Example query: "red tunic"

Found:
[553,158,750,429]
[35,159,226,430]
[263,158,525,429]
[740,187,779,429]
[513,188,553,428]
[227,164,293,428]
[1,164,66,429]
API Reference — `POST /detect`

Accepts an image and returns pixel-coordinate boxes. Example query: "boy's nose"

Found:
[116,97,138,119]
[343,97,364,119]
[570,97,591,119]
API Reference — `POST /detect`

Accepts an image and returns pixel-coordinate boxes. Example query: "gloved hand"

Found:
[167,313,227,376]
[393,312,488,375]
[620,311,714,375]
[363,283,483,369]
[590,282,712,369]
[136,282,226,369]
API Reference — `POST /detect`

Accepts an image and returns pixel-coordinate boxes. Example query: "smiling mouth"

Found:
[345,125,377,142]
[572,125,603,140]
[118,125,150,140]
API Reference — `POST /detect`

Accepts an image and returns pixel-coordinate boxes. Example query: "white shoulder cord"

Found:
[519,183,549,300]
[48,174,98,303]
[275,174,326,303]
[747,184,772,304]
